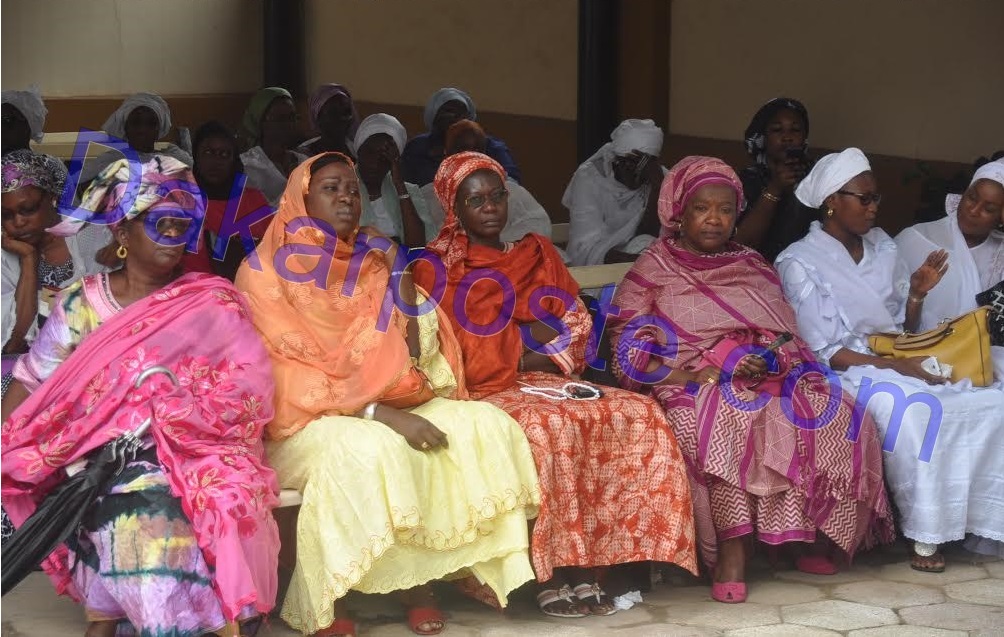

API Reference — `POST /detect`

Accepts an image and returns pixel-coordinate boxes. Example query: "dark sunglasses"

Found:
[464,188,509,210]
[836,190,882,206]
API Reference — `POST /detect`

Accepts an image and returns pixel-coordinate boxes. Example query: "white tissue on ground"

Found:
[613,590,643,610]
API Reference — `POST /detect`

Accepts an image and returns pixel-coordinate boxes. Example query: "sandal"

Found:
[407,606,446,636]
[313,618,357,637]
[795,554,839,575]
[537,585,588,618]
[711,581,747,604]
[910,544,946,573]
[572,582,618,616]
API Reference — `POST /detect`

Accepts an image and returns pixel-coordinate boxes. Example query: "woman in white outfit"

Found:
[776,148,1004,572]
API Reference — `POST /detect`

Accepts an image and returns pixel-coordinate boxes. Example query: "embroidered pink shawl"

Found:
[1,273,280,621]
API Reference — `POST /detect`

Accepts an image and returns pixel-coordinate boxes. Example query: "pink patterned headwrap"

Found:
[427,151,507,271]
[658,155,745,236]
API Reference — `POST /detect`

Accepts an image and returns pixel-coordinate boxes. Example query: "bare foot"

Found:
[85,620,118,637]
[714,537,747,583]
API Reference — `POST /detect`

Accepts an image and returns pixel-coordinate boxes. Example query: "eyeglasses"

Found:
[836,190,882,206]
[464,188,509,210]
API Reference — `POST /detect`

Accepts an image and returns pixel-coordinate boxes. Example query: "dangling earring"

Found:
[116,244,128,259]
[730,226,738,239]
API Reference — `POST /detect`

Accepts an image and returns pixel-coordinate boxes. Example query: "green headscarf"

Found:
[242,87,293,147]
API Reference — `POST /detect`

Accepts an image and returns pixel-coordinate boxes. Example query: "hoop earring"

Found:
[825,209,834,218]
[116,244,128,259]
[730,226,737,239]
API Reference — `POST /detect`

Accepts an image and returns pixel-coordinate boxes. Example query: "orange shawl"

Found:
[235,153,466,439]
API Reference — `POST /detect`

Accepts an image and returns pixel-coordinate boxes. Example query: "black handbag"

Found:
[976,280,1004,347]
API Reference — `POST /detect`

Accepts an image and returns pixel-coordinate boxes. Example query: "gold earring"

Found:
[826,209,834,218]
[116,244,128,259]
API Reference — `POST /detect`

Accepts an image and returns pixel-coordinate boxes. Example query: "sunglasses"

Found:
[464,188,509,210]
[836,190,882,206]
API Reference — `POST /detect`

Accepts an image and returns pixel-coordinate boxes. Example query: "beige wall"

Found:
[304,0,578,122]
[1,0,262,97]
[670,0,1004,164]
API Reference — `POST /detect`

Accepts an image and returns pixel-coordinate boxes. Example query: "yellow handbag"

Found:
[868,306,993,387]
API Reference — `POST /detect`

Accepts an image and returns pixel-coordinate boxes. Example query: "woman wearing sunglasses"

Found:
[415,152,698,620]
[777,147,1004,574]
[2,155,280,636]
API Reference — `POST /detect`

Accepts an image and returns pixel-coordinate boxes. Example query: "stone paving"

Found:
[2,541,1002,636]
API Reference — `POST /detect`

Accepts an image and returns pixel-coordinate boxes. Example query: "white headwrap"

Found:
[795,147,872,209]
[611,119,663,156]
[101,92,172,140]
[971,158,1004,189]
[2,87,47,142]
[423,88,476,130]
[350,113,408,155]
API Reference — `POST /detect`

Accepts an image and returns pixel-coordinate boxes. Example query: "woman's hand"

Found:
[909,249,949,297]
[382,407,448,451]
[690,366,721,386]
[386,148,406,190]
[892,356,948,385]
[733,354,769,380]
[766,158,805,195]
[1,234,37,259]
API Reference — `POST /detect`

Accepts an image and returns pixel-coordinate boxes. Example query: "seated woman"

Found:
[2,87,47,155]
[2,150,110,388]
[421,120,552,242]
[79,92,193,186]
[239,87,308,207]
[609,155,893,603]
[297,83,359,157]
[563,119,667,266]
[351,113,435,248]
[401,87,521,186]
[895,158,1004,331]
[181,121,273,280]
[415,151,697,618]
[1,155,280,637]
[734,97,815,262]
[234,152,539,637]
[776,148,1004,570]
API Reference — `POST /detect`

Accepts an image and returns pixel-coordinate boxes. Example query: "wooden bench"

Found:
[31,132,175,161]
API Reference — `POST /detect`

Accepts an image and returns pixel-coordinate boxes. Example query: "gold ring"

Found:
[421,441,430,449]
[706,377,716,384]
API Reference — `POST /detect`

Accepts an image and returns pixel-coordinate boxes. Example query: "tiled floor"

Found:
[2,542,1001,636]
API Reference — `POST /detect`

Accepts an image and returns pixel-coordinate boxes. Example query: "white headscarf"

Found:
[101,92,173,140]
[350,113,407,155]
[971,158,1004,189]
[562,119,666,266]
[2,87,47,142]
[611,119,663,156]
[423,88,476,131]
[795,147,871,209]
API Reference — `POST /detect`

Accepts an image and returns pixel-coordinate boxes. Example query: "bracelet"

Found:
[908,294,926,304]
[761,190,780,203]
[398,193,411,201]
[362,402,378,420]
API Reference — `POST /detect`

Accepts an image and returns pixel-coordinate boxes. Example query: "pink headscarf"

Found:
[658,156,745,236]
[307,83,359,137]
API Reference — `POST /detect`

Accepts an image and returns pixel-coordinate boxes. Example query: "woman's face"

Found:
[1,185,59,246]
[116,208,191,276]
[306,160,361,241]
[2,103,32,154]
[195,135,237,189]
[824,172,880,237]
[317,94,354,138]
[957,178,1004,242]
[677,183,738,254]
[356,133,397,185]
[763,108,806,164]
[432,100,470,137]
[454,169,508,246]
[124,106,160,153]
[261,97,299,148]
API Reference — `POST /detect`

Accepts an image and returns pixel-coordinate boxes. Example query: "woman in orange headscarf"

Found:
[235,153,540,637]
[414,152,697,619]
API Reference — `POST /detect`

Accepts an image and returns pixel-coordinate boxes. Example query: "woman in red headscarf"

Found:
[414,151,697,619]
[608,156,894,603]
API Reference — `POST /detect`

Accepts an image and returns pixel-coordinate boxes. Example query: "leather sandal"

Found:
[537,585,588,618]
[572,582,617,616]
